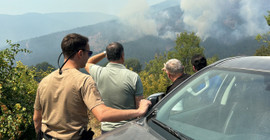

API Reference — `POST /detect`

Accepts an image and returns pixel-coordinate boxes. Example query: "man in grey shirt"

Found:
[85,42,144,133]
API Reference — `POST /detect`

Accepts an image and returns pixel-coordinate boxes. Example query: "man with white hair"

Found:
[163,59,190,95]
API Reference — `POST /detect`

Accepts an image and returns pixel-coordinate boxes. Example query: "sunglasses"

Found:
[81,49,93,57]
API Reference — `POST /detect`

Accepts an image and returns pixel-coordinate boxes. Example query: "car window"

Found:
[168,70,225,113]
[154,69,270,140]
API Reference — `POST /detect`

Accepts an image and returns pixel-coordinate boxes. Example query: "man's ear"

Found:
[192,66,196,72]
[77,50,84,58]
[168,73,175,81]
[167,72,170,77]
[120,52,125,63]
[121,52,124,60]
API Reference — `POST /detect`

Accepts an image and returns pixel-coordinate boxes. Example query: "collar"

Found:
[106,62,126,69]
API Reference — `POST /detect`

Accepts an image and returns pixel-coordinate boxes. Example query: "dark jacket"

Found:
[165,73,190,95]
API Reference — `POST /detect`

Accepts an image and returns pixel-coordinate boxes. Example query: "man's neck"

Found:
[109,60,123,64]
[171,73,183,82]
[62,60,80,70]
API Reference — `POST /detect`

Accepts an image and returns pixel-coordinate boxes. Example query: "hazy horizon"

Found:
[0,0,166,15]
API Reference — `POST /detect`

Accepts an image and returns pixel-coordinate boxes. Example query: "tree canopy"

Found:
[140,32,218,97]
[124,58,142,73]
[167,32,204,74]
[254,11,270,56]
[0,41,53,139]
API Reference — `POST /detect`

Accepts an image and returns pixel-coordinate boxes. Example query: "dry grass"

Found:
[87,112,101,139]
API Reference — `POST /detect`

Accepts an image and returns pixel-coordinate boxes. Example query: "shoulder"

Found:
[89,64,104,73]
[125,68,139,76]
[124,69,142,83]
[181,73,191,81]
[184,73,191,77]
[74,70,92,81]
[70,70,97,88]
[125,69,141,80]
[39,70,58,83]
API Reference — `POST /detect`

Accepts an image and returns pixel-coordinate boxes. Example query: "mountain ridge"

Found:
[5,0,264,68]
[0,12,117,47]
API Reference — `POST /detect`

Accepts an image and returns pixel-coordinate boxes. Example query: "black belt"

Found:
[37,128,93,140]
[42,132,58,140]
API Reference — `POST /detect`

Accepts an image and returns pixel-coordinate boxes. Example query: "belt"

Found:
[42,132,58,140]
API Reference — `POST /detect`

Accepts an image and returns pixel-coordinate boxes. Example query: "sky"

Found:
[0,0,269,44]
[0,0,166,15]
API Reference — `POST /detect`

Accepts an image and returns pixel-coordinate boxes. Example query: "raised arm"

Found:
[85,51,106,73]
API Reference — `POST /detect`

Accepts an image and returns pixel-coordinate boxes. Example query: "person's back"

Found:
[85,42,144,133]
[36,69,101,139]
[34,33,105,139]
[92,63,142,109]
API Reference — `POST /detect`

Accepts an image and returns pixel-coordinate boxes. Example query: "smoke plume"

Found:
[180,0,270,42]
[118,0,158,40]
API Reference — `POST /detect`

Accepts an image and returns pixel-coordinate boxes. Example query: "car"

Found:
[95,56,270,140]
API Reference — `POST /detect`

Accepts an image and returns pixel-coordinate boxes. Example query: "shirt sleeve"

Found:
[88,64,103,82]
[135,75,144,96]
[81,76,104,110]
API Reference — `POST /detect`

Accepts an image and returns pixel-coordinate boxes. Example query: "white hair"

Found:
[165,59,184,75]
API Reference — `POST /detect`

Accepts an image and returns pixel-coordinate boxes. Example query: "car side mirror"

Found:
[147,92,165,110]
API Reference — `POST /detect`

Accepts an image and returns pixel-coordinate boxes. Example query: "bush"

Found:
[0,41,39,139]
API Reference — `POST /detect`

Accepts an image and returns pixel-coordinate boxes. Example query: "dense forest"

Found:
[0,11,269,139]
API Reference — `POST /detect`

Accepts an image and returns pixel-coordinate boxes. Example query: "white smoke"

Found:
[180,0,270,42]
[118,0,158,40]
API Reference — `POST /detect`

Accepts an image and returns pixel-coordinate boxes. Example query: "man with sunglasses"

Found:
[33,33,151,140]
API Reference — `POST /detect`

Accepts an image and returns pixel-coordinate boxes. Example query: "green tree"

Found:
[31,62,56,82]
[124,58,142,73]
[255,11,270,56]
[0,40,36,139]
[144,53,167,75]
[167,32,204,74]
[265,11,270,26]
[34,62,56,72]
[140,32,218,97]
[206,55,219,65]
[0,41,51,139]
[139,54,169,97]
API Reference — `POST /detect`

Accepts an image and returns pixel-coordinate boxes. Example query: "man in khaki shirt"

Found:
[33,33,151,139]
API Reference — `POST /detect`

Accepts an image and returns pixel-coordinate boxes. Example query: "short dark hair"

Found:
[61,33,89,58]
[191,54,207,71]
[106,42,124,61]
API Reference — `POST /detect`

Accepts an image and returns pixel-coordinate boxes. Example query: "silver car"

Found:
[96,56,270,140]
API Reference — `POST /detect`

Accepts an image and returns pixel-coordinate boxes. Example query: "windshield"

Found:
[155,68,270,140]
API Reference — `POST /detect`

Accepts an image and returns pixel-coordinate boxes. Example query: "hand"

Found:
[138,99,152,117]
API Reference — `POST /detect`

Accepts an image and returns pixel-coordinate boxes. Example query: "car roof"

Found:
[212,56,270,72]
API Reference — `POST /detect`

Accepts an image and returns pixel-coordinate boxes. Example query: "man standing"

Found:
[33,33,151,139]
[85,42,144,133]
[191,54,207,72]
[163,59,190,95]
